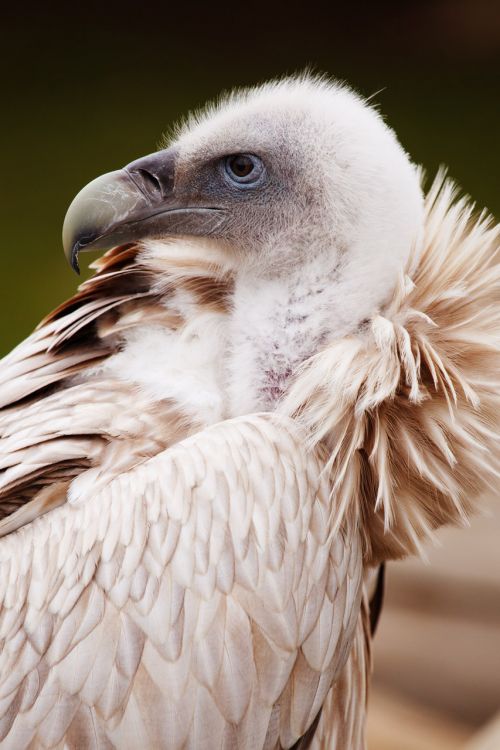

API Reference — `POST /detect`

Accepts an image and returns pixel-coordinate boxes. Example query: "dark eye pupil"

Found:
[229,155,254,177]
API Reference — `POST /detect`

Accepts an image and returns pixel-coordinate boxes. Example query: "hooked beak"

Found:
[62,147,225,273]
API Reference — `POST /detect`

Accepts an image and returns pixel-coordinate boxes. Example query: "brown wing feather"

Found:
[0,242,232,528]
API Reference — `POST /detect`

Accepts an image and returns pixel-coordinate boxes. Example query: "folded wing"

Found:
[0,413,362,750]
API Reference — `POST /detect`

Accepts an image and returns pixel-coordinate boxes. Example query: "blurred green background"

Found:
[1,0,499,355]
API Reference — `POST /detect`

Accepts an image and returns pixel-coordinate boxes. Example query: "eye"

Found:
[224,154,263,185]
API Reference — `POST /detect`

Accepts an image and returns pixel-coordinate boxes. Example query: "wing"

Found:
[0,241,234,534]
[0,413,362,750]
[309,577,372,750]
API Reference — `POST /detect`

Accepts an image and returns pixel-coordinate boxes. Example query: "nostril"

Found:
[130,168,163,200]
[125,149,177,202]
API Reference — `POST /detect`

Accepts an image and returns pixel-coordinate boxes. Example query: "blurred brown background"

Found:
[1,1,499,747]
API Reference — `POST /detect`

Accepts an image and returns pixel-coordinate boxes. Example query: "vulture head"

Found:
[64,77,423,341]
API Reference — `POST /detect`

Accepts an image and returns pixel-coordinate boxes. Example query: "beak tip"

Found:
[71,251,81,275]
[63,236,81,274]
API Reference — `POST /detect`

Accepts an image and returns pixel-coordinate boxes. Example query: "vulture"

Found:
[0,75,499,750]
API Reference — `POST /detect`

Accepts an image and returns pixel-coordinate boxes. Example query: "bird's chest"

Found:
[104,313,228,428]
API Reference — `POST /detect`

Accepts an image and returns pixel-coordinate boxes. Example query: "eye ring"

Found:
[224,154,263,185]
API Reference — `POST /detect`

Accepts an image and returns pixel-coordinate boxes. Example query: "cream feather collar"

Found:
[282,173,500,564]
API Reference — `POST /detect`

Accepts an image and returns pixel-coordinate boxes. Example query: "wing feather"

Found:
[0,242,233,528]
[0,413,362,749]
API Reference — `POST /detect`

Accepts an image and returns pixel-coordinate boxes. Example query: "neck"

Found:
[227,249,348,415]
